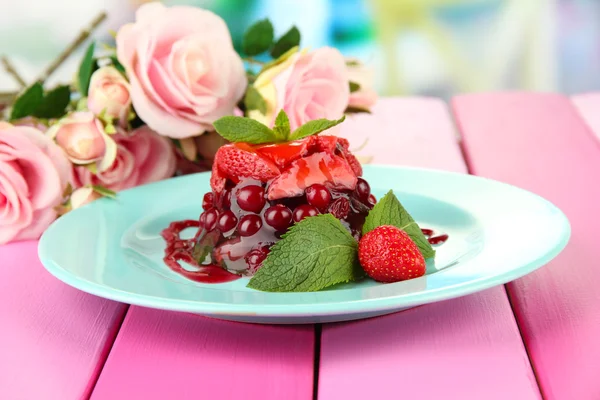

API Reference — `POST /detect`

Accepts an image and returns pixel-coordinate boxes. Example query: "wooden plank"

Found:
[0,241,127,399]
[91,307,314,400]
[571,93,600,139]
[319,98,541,400]
[453,92,600,400]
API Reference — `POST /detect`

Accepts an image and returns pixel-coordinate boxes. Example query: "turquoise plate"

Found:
[38,166,570,324]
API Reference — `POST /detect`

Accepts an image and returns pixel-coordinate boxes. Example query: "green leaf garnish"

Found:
[270,26,301,58]
[213,116,278,144]
[242,19,274,56]
[91,185,117,199]
[273,109,290,141]
[32,85,71,118]
[349,81,361,93]
[363,190,435,259]
[244,85,267,115]
[10,83,44,120]
[289,116,346,141]
[247,214,364,292]
[78,42,96,96]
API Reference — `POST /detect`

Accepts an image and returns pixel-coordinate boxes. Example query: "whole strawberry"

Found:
[358,225,426,282]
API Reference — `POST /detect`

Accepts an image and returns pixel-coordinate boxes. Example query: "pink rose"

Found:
[346,59,377,110]
[47,112,117,172]
[0,125,72,244]
[250,48,350,131]
[116,2,247,139]
[74,126,176,191]
[87,66,132,125]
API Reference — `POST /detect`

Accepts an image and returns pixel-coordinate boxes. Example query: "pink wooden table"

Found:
[2,93,599,399]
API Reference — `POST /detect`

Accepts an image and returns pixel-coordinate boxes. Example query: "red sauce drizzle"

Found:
[161,220,240,284]
[421,228,449,245]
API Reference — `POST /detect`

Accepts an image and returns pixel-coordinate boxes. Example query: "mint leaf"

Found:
[213,116,278,144]
[242,19,274,56]
[91,185,117,199]
[273,109,290,141]
[78,42,96,96]
[270,26,300,58]
[10,83,44,120]
[193,230,220,264]
[248,214,364,292]
[244,85,267,115]
[363,190,435,259]
[33,85,71,118]
[289,116,346,141]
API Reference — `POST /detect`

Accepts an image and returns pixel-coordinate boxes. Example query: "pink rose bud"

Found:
[87,66,132,125]
[69,187,102,209]
[346,58,377,110]
[47,112,117,172]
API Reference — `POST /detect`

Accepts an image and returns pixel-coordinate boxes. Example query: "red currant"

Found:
[217,210,238,233]
[202,192,214,210]
[236,185,266,213]
[293,204,319,222]
[264,204,293,230]
[355,178,371,202]
[199,211,207,228]
[203,208,219,231]
[238,214,263,236]
[305,184,332,210]
[368,194,377,207]
[217,190,231,210]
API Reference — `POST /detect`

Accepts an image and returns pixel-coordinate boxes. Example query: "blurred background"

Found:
[1,0,599,100]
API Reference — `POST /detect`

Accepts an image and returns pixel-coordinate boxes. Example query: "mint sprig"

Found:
[289,116,345,141]
[213,116,278,144]
[363,190,435,259]
[212,110,345,144]
[247,214,364,292]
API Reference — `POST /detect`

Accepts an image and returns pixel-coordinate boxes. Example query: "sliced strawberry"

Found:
[314,136,350,154]
[215,143,280,184]
[344,152,363,176]
[210,161,227,194]
[267,152,357,200]
[256,137,314,169]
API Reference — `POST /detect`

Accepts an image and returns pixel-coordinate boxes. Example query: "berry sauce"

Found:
[160,219,240,283]
[421,228,449,245]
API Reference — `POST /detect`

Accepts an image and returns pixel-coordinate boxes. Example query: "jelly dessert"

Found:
[194,134,374,276]
[161,112,447,291]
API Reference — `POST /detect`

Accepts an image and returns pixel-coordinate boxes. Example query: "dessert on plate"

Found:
[161,112,447,292]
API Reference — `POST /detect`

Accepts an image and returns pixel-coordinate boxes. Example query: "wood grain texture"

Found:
[320,98,541,400]
[453,92,600,400]
[0,241,127,400]
[571,93,600,138]
[91,307,314,400]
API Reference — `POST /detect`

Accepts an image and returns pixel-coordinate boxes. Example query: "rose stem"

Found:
[36,11,108,84]
[1,56,27,88]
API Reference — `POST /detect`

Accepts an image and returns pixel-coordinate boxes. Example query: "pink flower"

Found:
[249,48,350,131]
[346,59,377,110]
[74,126,176,192]
[116,2,247,139]
[87,66,132,125]
[47,112,117,172]
[0,125,72,244]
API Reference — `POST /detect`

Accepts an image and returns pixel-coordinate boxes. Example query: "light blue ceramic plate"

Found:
[38,166,570,324]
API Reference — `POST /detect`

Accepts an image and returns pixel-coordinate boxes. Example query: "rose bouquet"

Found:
[0,2,376,245]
